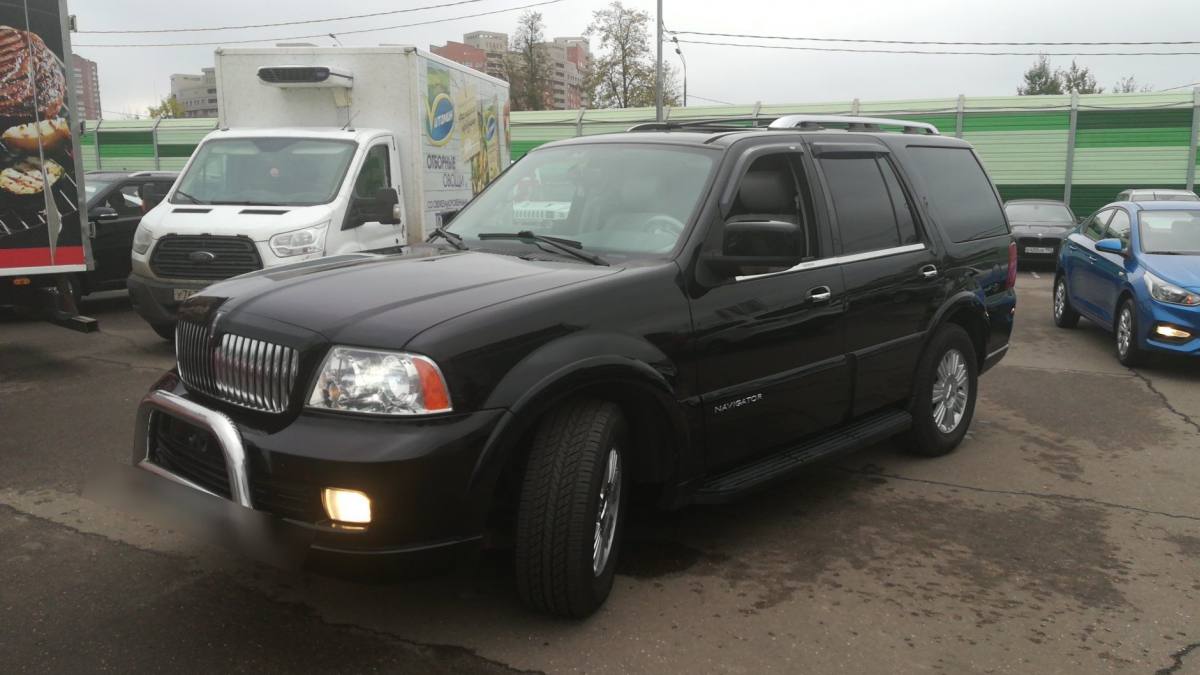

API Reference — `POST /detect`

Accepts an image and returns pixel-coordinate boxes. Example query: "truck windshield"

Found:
[171,138,357,206]
[448,143,718,257]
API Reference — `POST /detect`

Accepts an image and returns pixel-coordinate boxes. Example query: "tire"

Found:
[900,324,979,457]
[1053,274,1080,328]
[1115,298,1147,367]
[515,398,629,618]
[151,322,176,341]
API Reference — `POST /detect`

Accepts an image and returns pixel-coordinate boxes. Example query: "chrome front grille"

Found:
[175,320,300,413]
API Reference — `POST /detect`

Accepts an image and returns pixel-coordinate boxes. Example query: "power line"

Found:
[76,0,565,48]
[687,93,737,105]
[670,30,1200,48]
[79,0,490,34]
[1158,81,1200,92]
[674,38,1200,57]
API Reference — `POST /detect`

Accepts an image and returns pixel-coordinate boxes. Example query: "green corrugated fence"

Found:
[83,90,1200,217]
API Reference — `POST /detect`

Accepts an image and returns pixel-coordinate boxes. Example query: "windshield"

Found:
[1139,211,1200,254]
[83,177,115,205]
[172,137,357,206]
[448,143,718,257]
[1004,202,1073,224]
[1153,192,1200,202]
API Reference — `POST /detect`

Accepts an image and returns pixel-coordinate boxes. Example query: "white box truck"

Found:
[128,46,510,338]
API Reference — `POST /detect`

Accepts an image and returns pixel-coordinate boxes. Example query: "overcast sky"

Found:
[71,0,1200,117]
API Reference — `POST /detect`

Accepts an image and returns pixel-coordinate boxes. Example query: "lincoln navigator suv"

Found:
[130,115,1016,618]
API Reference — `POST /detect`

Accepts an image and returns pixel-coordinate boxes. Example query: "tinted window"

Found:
[877,158,920,245]
[821,156,905,254]
[906,147,1007,243]
[1105,210,1131,247]
[1084,209,1112,241]
[726,153,819,265]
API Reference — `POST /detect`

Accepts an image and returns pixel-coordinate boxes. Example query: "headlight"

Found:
[132,225,152,255]
[308,346,452,415]
[270,222,328,258]
[1144,271,1200,306]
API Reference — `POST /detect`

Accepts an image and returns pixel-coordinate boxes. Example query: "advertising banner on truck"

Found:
[420,60,510,226]
[0,0,86,275]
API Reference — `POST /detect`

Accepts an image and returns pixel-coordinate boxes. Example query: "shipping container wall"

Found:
[83,91,1199,218]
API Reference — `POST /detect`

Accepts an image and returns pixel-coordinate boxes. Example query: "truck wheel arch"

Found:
[926,292,990,370]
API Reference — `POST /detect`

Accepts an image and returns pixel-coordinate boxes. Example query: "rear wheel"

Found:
[1053,275,1080,328]
[1115,299,1147,367]
[901,324,978,457]
[515,398,628,618]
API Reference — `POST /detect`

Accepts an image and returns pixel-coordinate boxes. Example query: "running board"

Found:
[692,409,912,503]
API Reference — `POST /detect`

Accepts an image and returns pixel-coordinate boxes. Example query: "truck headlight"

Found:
[1144,271,1200,306]
[308,346,452,415]
[132,224,153,255]
[270,222,327,258]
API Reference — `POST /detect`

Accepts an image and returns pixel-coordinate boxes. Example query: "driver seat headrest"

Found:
[737,170,794,214]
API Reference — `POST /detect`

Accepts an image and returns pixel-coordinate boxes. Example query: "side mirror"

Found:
[704,220,804,277]
[374,187,401,225]
[88,206,119,222]
[1095,238,1126,255]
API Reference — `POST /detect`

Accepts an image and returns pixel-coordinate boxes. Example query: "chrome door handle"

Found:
[1087,255,1097,263]
[1067,243,1079,251]
[919,264,938,279]
[808,286,832,303]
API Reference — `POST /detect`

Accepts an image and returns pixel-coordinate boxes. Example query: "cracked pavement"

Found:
[2,275,1199,674]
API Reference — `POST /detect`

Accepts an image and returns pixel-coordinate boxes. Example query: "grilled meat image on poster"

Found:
[0,0,82,270]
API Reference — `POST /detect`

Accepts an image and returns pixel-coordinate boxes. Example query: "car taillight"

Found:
[1005,241,1018,289]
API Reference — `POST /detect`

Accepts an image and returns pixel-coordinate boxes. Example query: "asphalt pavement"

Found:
[1,274,1199,674]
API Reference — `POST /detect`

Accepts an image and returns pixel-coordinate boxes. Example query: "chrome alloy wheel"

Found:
[1117,307,1133,358]
[592,447,623,576]
[931,348,970,434]
[1054,280,1066,320]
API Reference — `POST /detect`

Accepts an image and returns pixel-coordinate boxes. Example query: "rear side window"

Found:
[821,156,919,255]
[906,147,1008,243]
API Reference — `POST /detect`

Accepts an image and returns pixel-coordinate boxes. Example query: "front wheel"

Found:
[515,398,629,618]
[1053,275,1080,328]
[1115,299,1147,367]
[901,324,979,457]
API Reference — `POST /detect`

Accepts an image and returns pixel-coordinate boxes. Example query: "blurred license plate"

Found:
[173,288,198,301]
[1025,246,1054,254]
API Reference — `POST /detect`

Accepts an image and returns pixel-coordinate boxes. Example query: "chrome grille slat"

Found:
[175,320,299,413]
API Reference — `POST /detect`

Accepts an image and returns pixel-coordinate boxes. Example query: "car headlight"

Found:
[132,224,153,255]
[308,346,452,415]
[1144,271,1200,306]
[270,222,328,258]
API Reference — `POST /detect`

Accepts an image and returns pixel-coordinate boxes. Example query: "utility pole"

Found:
[655,0,663,121]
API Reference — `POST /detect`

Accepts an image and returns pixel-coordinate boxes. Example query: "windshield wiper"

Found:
[174,189,205,205]
[477,231,608,266]
[427,226,468,250]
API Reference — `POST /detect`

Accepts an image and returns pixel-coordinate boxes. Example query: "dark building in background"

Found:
[71,54,101,119]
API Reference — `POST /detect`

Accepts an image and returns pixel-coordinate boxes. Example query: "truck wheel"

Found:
[1053,274,1080,328]
[901,324,978,457]
[515,398,628,618]
[151,322,176,341]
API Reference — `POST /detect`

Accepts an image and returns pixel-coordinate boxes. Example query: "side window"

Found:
[1084,209,1113,241]
[877,158,921,245]
[354,144,391,199]
[725,152,820,271]
[820,154,905,254]
[904,146,1008,243]
[1105,209,1131,246]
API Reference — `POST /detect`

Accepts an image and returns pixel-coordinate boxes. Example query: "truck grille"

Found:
[150,235,263,280]
[150,414,232,499]
[176,320,300,413]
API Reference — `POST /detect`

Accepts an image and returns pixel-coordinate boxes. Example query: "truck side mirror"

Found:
[704,220,805,278]
[374,187,401,225]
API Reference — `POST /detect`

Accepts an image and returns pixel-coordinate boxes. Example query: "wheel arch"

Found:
[927,291,990,370]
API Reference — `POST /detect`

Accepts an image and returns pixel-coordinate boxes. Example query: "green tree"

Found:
[1060,60,1103,94]
[1017,55,1063,95]
[1113,76,1152,93]
[585,1,680,108]
[146,95,184,119]
[509,10,551,111]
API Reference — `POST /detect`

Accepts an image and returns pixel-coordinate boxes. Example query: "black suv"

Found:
[131,115,1016,618]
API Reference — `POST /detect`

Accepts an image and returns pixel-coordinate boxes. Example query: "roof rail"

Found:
[627,116,773,132]
[768,115,939,135]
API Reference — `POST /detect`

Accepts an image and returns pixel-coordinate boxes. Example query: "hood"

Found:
[144,203,336,241]
[193,251,621,347]
[1009,222,1074,237]
[1141,254,1200,291]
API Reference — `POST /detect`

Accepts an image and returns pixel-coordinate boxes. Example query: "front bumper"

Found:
[127,273,209,328]
[132,379,508,566]
[1139,295,1200,357]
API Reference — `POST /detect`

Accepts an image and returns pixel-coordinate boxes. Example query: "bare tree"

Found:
[585,1,679,108]
[509,11,551,111]
[1113,76,1153,93]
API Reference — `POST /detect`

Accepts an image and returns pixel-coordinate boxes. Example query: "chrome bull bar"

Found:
[132,389,253,508]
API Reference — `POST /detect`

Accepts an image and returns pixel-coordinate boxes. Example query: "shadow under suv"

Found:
[130,115,1017,618]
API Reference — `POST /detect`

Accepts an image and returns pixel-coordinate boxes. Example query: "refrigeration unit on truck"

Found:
[0,0,96,331]
[127,46,511,338]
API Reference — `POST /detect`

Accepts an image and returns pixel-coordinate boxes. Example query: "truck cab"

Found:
[127,127,404,339]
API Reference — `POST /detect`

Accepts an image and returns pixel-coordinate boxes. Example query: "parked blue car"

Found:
[1054,201,1200,365]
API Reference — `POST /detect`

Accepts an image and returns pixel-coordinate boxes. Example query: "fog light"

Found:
[1154,324,1192,340]
[322,488,372,524]
[12,277,30,286]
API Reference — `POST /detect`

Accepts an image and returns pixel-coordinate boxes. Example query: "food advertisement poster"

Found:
[421,60,510,227]
[0,0,86,273]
